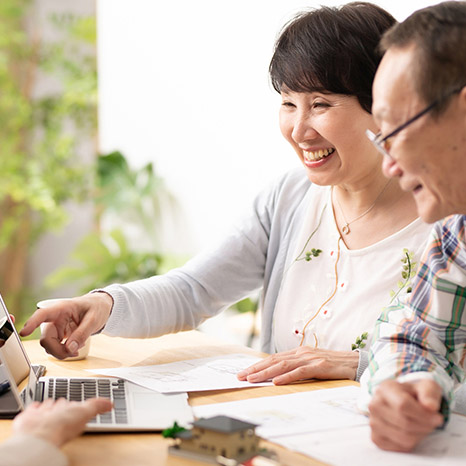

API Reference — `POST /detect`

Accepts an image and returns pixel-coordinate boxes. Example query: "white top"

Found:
[273,184,430,353]
[101,168,432,378]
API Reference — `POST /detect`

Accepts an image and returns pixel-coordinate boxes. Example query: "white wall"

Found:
[97,0,440,255]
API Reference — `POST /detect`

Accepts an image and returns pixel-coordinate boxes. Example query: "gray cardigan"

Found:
[102,168,369,379]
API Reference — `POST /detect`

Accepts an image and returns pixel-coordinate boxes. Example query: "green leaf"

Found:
[162,422,187,439]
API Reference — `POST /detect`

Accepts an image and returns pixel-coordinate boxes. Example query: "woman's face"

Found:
[279,89,380,188]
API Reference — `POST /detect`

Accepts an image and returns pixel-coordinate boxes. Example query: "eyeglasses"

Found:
[366,86,464,158]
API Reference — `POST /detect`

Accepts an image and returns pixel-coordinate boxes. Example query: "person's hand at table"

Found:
[368,379,444,452]
[237,346,359,384]
[19,293,113,360]
[12,398,113,447]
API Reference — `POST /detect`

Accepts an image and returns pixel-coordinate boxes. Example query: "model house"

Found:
[170,415,259,463]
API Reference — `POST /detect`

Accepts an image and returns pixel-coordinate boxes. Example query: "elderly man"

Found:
[361,0,466,453]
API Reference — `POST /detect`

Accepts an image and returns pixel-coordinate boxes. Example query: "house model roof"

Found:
[193,415,257,433]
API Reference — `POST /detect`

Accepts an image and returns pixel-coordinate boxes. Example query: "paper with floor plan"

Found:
[193,385,367,438]
[273,414,466,466]
[87,353,273,393]
[194,384,466,466]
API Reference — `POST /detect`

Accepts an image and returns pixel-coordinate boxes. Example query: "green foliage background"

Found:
[0,0,97,320]
[0,1,96,248]
[46,151,188,295]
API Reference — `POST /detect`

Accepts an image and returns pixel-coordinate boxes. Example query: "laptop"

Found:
[0,294,193,431]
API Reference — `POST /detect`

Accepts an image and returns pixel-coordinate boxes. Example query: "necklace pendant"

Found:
[342,224,350,235]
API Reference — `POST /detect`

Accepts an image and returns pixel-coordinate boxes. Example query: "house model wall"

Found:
[173,415,259,461]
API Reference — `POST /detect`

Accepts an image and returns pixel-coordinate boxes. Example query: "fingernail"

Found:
[68,341,78,353]
[237,370,246,377]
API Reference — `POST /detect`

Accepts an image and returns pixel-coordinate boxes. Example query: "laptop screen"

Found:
[0,295,35,409]
[0,315,14,346]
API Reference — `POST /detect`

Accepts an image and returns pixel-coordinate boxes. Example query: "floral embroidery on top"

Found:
[303,248,322,261]
[285,200,346,348]
[348,250,417,351]
[321,308,332,319]
[389,248,417,304]
[291,204,327,267]
[351,332,368,351]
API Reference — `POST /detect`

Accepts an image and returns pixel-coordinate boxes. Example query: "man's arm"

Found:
[361,215,466,451]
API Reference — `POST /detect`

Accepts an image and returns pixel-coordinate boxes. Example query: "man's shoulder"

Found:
[430,214,466,270]
[435,214,466,244]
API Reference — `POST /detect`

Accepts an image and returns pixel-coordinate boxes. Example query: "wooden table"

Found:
[0,331,358,465]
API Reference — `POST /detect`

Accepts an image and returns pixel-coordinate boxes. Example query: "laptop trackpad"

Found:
[128,385,193,428]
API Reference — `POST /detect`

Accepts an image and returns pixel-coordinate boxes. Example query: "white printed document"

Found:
[193,385,367,438]
[194,384,466,466]
[274,414,466,466]
[88,353,273,393]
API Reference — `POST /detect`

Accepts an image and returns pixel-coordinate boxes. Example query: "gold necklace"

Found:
[334,179,391,235]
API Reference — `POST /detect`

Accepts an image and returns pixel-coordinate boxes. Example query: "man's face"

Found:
[372,44,466,223]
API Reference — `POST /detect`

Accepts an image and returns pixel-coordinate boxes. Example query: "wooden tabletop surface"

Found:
[0,331,357,465]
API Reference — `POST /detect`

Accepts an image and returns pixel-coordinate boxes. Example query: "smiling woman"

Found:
[278,92,379,190]
[234,3,433,384]
[19,3,435,391]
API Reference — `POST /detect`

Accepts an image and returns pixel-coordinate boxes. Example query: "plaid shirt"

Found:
[361,214,466,412]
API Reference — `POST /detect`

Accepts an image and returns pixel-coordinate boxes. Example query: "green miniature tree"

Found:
[162,422,187,439]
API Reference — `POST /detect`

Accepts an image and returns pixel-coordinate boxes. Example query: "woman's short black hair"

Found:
[269,2,396,113]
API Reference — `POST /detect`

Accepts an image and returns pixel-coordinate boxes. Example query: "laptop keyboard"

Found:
[46,378,128,424]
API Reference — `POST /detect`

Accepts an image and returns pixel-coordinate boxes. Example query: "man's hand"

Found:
[20,293,113,359]
[368,379,444,452]
[237,346,358,384]
[13,398,113,447]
